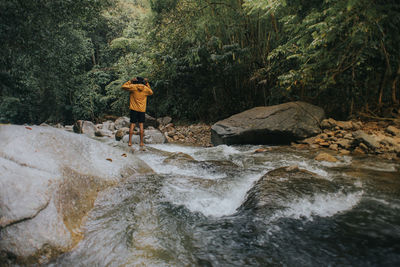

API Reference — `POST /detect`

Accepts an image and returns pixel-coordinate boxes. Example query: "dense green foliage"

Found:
[1,0,399,124]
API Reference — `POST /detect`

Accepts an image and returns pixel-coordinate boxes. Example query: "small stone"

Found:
[285,165,299,171]
[65,125,73,132]
[339,149,350,155]
[329,144,338,151]
[336,139,353,149]
[336,121,353,130]
[315,152,338,162]
[353,147,365,154]
[319,142,330,147]
[344,133,353,140]
[386,126,400,136]
[95,130,104,137]
[319,133,329,139]
[255,148,269,153]
[359,143,369,151]
[115,127,129,141]
[335,133,344,138]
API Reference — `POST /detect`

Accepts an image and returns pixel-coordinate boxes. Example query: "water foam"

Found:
[161,173,261,217]
[272,191,363,221]
[137,152,227,179]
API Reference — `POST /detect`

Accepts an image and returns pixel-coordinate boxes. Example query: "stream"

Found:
[48,143,400,266]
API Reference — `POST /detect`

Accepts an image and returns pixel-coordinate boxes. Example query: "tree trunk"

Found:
[392,61,400,104]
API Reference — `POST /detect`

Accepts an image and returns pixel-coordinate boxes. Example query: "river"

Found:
[48,143,400,266]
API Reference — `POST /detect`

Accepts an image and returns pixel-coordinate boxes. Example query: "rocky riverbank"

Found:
[41,115,400,161]
[161,118,400,162]
[296,118,400,161]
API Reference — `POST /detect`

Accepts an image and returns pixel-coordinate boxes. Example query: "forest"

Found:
[1,0,400,124]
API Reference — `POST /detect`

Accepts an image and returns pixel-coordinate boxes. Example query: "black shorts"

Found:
[130,110,145,123]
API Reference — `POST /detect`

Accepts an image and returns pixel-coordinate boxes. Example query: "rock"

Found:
[144,129,167,144]
[292,143,309,149]
[167,129,176,136]
[64,125,73,132]
[120,129,166,144]
[102,120,115,131]
[122,134,139,144]
[82,121,96,136]
[144,114,160,129]
[95,130,103,137]
[315,152,338,162]
[353,147,365,155]
[163,152,195,164]
[321,118,361,131]
[352,121,363,130]
[344,133,353,139]
[353,130,380,151]
[336,121,354,130]
[386,125,400,136]
[359,142,369,152]
[0,125,152,265]
[379,136,400,153]
[319,133,329,140]
[73,120,83,133]
[114,117,130,130]
[95,129,112,137]
[254,148,271,153]
[320,118,337,129]
[157,116,172,126]
[73,120,96,136]
[329,144,338,151]
[115,127,129,141]
[211,101,325,145]
[339,149,350,155]
[300,136,316,145]
[238,166,344,215]
[336,139,353,149]
[165,123,174,130]
[319,141,330,147]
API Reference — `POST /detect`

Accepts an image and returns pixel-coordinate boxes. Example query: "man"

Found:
[121,76,153,150]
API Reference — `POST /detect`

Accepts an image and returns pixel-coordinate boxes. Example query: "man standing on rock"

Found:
[121,77,153,150]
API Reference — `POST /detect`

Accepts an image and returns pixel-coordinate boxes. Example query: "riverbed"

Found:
[47,143,400,266]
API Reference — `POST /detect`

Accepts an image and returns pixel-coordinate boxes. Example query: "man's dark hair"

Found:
[131,76,146,85]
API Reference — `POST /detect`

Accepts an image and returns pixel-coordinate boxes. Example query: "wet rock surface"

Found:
[238,166,350,215]
[0,125,152,265]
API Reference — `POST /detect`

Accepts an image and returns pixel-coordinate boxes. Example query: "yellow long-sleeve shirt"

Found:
[121,81,153,112]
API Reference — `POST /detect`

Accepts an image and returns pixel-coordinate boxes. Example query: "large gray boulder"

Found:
[0,125,153,265]
[211,101,325,145]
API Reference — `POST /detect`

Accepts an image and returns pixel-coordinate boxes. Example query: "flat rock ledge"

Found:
[0,125,153,265]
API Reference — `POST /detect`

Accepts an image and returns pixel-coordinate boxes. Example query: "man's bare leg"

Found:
[128,123,135,147]
[139,122,145,150]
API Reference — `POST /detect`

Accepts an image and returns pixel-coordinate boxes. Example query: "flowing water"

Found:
[49,143,400,266]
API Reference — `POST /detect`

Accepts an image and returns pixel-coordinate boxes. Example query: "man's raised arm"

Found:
[121,80,139,92]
